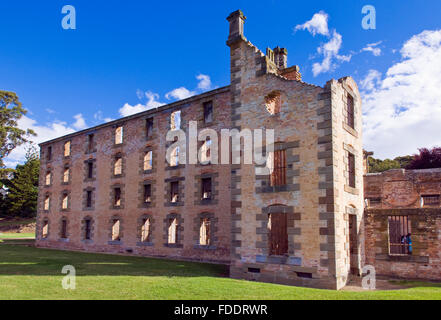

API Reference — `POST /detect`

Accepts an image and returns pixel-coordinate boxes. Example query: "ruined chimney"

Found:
[227,10,246,46]
[273,47,288,69]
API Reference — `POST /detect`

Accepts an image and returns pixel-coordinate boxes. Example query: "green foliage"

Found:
[0,90,36,168]
[368,157,401,173]
[1,147,40,217]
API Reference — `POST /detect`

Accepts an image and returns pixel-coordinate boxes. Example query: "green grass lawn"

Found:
[0,218,35,227]
[0,233,35,240]
[0,244,440,300]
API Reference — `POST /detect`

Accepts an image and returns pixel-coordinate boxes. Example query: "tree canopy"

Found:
[0,90,36,168]
[407,147,441,170]
[0,147,40,218]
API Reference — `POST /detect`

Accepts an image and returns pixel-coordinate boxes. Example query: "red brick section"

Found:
[364,168,441,280]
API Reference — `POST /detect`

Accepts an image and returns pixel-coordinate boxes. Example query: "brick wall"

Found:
[364,169,441,280]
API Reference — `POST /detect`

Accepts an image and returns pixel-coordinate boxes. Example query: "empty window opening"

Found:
[203,101,213,123]
[114,188,121,207]
[62,193,69,210]
[367,198,381,207]
[296,272,313,279]
[348,152,356,188]
[47,146,52,161]
[170,182,179,203]
[146,118,154,138]
[115,126,123,145]
[347,94,355,129]
[87,162,93,179]
[114,155,123,175]
[45,171,51,186]
[199,218,211,246]
[170,146,180,167]
[84,219,92,240]
[87,134,94,152]
[141,218,151,243]
[44,196,50,211]
[388,215,412,255]
[248,268,261,274]
[42,221,49,239]
[268,213,288,256]
[111,219,121,241]
[86,190,93,208]
[200,138,212,164]
[64,141,71,157]
[144,151,153,171]
[171,110,181,130]
[265,92,282,115]
[268,149,287,187]
[63,167,70,183]
[144,184,152,203]
[201,178,212,200]
[61,220,67,239]
[168,218,178,244]
[421,195,440,207]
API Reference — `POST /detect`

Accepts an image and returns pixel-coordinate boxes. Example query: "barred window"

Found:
[348,152,356,188]
[171,110,181,130]
[268,149,286,187]
[199,218,211,246]
[388,216,412,255]
[170,147,179,167]
[421,195,440,207]
[87,134,94,153]
[347,94,355,129]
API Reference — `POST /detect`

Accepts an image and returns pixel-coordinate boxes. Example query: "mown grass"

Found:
[0,245,440,300]
[0,233,35,239]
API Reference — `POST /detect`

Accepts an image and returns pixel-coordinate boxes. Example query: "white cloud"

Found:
[196,74,212,90]
[360,69,382,91]
[165,87,196,100]
[362,41,382,56]
[73,113,87,130]
[94,111,113,123]
[296,12,350,76]
[312,30,351,76]
[119,91,165,117]
[294,11,329,36]
[362,30,441,159]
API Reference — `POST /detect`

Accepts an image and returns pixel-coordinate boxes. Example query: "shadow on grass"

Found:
[0,244,229,278]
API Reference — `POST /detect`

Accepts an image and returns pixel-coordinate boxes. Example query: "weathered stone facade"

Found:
[364,168,441,280]
[36,10,364,289]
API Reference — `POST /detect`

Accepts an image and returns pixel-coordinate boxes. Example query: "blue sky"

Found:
[2,0,441,166]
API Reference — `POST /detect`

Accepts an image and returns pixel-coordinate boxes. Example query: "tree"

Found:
[368,157,401,173]
[1,147,40,218]
[406,147,441,170]
[0,90,36,168]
